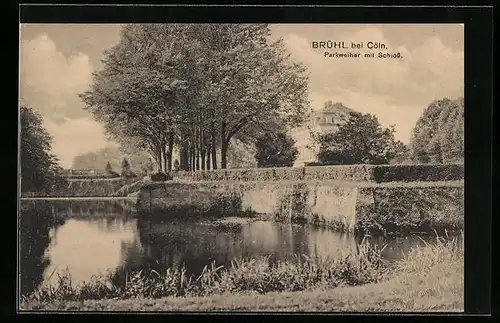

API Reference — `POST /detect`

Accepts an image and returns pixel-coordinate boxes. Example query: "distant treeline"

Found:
[71,147,152,175]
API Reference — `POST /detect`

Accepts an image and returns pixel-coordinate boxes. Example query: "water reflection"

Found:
[42,218,139,287]
[19,200,459,297]
[19,203,65,296]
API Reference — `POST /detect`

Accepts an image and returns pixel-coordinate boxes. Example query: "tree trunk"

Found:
[180,140,189,171]
[163,146,167,174]
[194,138,201,170]
[221,141,228,169]
[200,150,206,170]
[153,147,162,173]
[191,141,196,172]
[211,122,218,170]
[200,130,206,171]
[159,146,165,173]
[206,144,211,170]
[167,132,174,172]
[220,121,228,169]
[187,141,192,171]
[179,146,185,171]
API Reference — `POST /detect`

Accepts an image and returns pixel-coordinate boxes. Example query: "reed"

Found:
[394,230,464,274]
[21,234,463,305]
[22,239,387,302]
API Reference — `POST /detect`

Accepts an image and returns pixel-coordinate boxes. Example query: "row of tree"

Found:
[72,146,152,174]
[80,24,310,173]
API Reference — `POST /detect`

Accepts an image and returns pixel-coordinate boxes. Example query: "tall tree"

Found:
[80,24,192,173]
[20,106,65,194]
[315,112,406,165]
[410,97,464,164]
[105,161,113,173]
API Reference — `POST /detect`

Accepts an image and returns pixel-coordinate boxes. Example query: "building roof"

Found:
[322,101,355,114]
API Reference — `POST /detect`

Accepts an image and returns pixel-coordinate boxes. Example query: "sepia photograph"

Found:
[19,22,465,312]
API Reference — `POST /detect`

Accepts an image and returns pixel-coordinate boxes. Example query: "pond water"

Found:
[19,199,457,296]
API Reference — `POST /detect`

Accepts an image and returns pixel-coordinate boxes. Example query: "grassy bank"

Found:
[20,235,463,312]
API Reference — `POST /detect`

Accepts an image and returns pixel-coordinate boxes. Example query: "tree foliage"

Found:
[410,97,464,164]
[80,24,310,172]
[315,112,407,165]
[255,132,299,168]
[226,139,258,169]
[20,106,65,194]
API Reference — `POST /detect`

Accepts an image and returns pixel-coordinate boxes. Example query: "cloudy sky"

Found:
[19,24,464,168]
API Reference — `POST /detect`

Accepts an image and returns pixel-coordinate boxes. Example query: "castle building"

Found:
[291,101,354,167]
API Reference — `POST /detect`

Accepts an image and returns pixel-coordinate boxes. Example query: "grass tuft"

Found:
[394,230,463,275]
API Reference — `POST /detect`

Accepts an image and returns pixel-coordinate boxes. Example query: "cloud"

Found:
[20,32,116,167]
[44,117,118,168]
[282,26,464,143]
[20,33,94,121]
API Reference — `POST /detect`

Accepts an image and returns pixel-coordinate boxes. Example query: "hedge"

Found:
[371,164,464,183]
[150,172,172,182]
[59,174,120,180]
[172,164,464,183]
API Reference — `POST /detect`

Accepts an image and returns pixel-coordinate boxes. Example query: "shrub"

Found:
[150,172,172,182]
[122,169,138,178]
[254,132,299,168]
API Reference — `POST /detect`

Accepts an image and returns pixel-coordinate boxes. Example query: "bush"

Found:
[254,132,299,168]
[150,172,172,182]
[121,169,138,178]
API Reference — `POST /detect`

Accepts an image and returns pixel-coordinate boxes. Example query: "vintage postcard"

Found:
[19,20,466,313]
